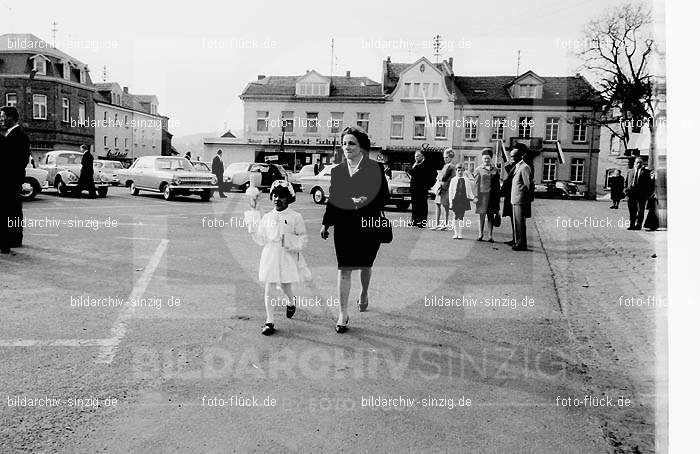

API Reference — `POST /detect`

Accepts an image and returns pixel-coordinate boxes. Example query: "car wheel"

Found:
[56,178,68,197]
[21,178,40,201]
[162,183,175,201]
[97,187,108,198]
[200,189,212,201]
[396,201,410,211]
[129,182,139,196]
[312,188,325,204]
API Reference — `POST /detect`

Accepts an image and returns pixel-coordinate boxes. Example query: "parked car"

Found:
[222,162,290,192]
[39,150,110,197]
[22,158,49,201]
[387,170,412,210]
[288,164,316,192]
[93,160,125,186]
[534,180,583,199]
[122,156,218,201]
[299,164,337,204]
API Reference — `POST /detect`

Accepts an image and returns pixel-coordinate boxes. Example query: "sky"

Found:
[0,0,657,137]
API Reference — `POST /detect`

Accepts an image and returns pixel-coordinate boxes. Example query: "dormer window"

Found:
[79,69,86,84]
[297,82,328,96]
[32,55,47,75]
[62,62,71,80]
[518,84,539,98]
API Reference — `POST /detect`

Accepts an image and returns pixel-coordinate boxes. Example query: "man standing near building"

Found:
[408,150,434,228]
[77,144,97,198]
[212,149,227,198]
[510,146,532,251]
[0,106,30,253]
[314,158,322,176]
[624,157,653,230]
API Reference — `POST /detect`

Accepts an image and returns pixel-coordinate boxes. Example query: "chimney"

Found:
[387,56,391,63]
[448,57,453,69]
[257,74,265,80]
[346,70,351,78]
[123,87,129,93]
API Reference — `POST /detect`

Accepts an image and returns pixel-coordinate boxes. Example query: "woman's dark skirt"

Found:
[333,223,381,270]
[476,191,500,214]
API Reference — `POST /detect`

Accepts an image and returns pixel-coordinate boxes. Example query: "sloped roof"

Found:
[0,33,87,67]
[241,74,383,98]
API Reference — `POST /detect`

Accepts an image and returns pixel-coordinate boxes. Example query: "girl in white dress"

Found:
[245,181,310,335]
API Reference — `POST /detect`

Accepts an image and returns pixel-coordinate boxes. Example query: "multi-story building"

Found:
[215,56,603,196]
[0,33,94,160]
[93,83,169,164]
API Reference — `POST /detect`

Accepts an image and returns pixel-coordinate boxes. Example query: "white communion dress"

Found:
[246,207,309,284]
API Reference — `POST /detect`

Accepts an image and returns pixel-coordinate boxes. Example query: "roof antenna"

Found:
[432,34,443,64]
[102,65,108,82]
[516,50,521,77]
[51,21,58,48]
[330,37,334,80]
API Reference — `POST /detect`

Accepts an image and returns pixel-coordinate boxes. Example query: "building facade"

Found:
[0,33,94,160]
[93,82,169,164]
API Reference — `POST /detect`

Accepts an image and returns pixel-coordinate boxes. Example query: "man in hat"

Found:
[0,106,30,253]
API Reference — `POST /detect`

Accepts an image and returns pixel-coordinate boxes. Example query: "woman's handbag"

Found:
[493,213,502,228]
[377,211,393,244]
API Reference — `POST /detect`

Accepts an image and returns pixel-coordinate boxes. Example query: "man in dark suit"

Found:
[313,158,322,176]
[624,157,653,230]
[408,150,434,228]
[212,149,226,198]
[509,147,532,251]
[0,106,30,253]
[77,144,97,198]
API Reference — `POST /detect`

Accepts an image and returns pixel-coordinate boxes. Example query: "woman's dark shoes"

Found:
[357,297,368,312]
[488,238,494,243]
[335,316,349,334]
[286,304,296,319]
[476,236,483,241]
[261,323,275,336]
[512,245,528,251]
[505,240,515,246]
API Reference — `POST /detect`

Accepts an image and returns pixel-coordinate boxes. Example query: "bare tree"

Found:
[578,2,656,154]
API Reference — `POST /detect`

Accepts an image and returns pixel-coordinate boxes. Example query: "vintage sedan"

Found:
[22,158,50,201]
[534,180,584,199]
[299,164,336,204]
[122,156,218,201]
[222,162,290,192]
[93,160,125,186]
[40,151,110,197]
[387,170,412,210]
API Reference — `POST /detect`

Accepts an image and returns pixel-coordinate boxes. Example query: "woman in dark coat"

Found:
[473,149,501,242]
[321,126,389,333]
[501,161,516,246]
[608,169,625,209]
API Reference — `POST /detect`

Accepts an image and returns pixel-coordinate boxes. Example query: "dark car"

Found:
[534,180,583,199]
[222,162,290,192]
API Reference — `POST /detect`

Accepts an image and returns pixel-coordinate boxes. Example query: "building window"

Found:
[413,116,426,139]
[491,116,505,140]
[306,112,318,133]
[5,93,17,107]
[464,116,479,141]
[432,83,439,97]
[545,117,559,142]
[390,115,404,139]
[570,158,585,183]
[281,111,294,133]
[78,102,86,126]
[519,84,537,98]
[103,136,107,147]
[330,112,343,134]
[412,83,421,98]
[573,118,587,142]
[103,111,107,121]
[404,83,411,97]
[256,111,269,132]
[32,94,47,120]
[435,116,448,139]
[124,115,128,127]
[356,112,369,133]
[61,98,69,123]
[79,70,86,84]
[62,63,70,80]
[114,137,119,149]
[124,138,128,149]
[518,117,533,138]
[464,156,476,174]
[33,57,47,75]
[543,157,557,181]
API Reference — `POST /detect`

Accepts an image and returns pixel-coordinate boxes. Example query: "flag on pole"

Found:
[497,139,508,163]
[556,141,566,164]
[422,86,433,127]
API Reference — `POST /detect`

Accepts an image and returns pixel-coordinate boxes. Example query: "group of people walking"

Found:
[408,146,533,250]
[607,156,659,231]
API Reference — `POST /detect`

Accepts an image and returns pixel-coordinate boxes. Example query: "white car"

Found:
[288,164,316,192]
[23,158,49,201]
[93,160,125,186]
[122,156,218,201]
[299,164,337,204]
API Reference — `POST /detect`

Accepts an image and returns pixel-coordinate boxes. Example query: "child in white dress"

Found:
[245,181,309,336]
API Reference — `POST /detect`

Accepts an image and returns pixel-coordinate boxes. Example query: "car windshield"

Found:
[155,158,194,171]
[56,153,83,165]
[103,162,124,169]
[392,171,411,182]
[192,162,210,171]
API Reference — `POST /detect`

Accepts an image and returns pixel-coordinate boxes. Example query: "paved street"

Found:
[0,187,666,453]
